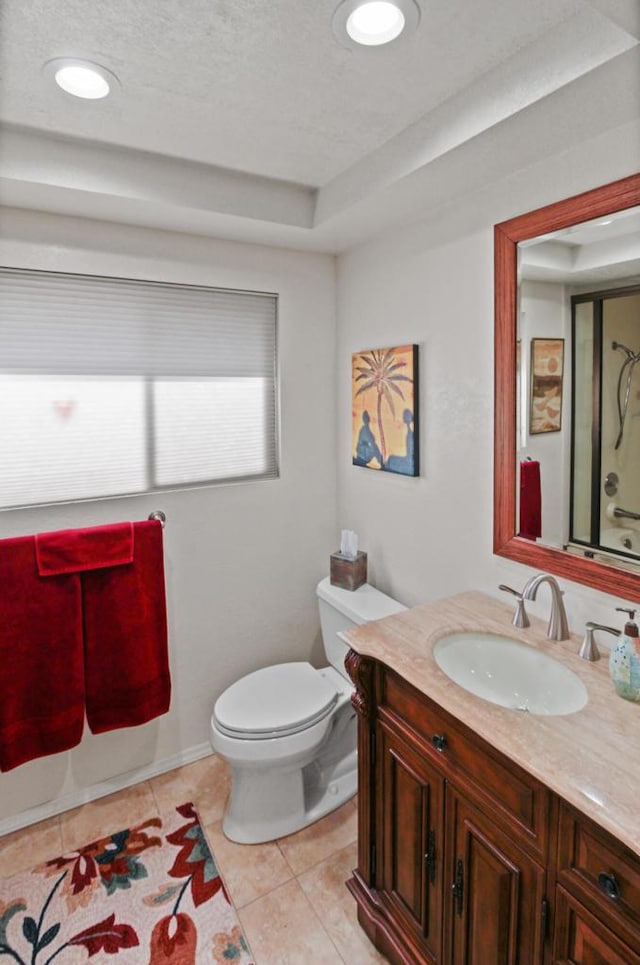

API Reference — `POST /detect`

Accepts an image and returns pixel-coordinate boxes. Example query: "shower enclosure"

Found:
[571,285,640,560]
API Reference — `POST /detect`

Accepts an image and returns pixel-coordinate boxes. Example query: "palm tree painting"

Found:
[352,344,419,476]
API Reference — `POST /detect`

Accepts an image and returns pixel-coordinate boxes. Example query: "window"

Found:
[0,268,278,508]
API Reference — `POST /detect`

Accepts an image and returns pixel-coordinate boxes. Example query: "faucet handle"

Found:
[498,584,530,628]
[579,625,600,662]
[579,622,621,661]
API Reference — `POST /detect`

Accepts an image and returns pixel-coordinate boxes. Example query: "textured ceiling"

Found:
[0,0,638,250]
[0,0,591,185]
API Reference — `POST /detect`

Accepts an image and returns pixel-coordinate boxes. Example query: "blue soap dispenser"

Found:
[609,607,640,702]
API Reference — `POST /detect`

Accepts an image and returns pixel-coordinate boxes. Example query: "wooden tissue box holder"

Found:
[330,551,367,591]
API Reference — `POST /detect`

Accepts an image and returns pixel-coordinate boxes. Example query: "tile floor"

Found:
[0,753,388,964]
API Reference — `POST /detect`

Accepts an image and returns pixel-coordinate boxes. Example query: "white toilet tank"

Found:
[316,577,406,678]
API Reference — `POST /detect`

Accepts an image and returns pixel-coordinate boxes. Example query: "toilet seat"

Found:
[213,662,338,740]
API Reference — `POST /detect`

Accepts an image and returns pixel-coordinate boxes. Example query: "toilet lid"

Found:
[214,662,338,739]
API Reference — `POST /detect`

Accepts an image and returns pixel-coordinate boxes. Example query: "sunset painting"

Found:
[352,344,419,476]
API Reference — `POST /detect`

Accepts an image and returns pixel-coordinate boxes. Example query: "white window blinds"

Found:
[0,267,278,508]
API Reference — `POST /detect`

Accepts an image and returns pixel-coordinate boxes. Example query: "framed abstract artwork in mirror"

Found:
[529,338,564,435]
[494,173,640,600]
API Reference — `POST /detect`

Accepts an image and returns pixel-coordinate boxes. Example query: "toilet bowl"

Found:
[210,576,406,843]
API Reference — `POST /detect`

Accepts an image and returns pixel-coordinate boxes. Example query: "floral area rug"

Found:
[0,802,253,964]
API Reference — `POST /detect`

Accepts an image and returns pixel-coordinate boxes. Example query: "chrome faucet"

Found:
[579,623,620,662]
[610,505,640,522]
[521,573,570,641]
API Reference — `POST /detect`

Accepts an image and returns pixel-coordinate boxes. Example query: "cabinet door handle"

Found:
[540,897,548,947]
[598,872,621,902]
[452,858,464,917]
[425,829,437,884]
[431,733,447,753]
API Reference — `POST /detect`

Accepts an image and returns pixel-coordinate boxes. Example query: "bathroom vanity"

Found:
[342,592,640,964]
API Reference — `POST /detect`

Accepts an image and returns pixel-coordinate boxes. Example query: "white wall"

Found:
[335,135,640,640]
[0,209,337,827]
[337,228,494,604]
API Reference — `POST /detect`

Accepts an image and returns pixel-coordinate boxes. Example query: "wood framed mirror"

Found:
[494,172,640,600]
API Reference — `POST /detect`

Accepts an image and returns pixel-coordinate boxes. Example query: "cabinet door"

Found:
[553,886,640,965]
[446,788,547,965]
[379,722,445,962]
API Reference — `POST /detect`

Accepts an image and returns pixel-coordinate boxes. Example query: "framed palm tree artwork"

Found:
[352,344,419,476]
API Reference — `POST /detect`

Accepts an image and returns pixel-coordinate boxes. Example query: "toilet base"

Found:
[222,755,357,844]
[212,667,359,844]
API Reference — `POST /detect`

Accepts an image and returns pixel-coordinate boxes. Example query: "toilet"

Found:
[210,576,406,843]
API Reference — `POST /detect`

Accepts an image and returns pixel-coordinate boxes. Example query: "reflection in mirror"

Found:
[572,285,640,561]
[517,208,640,564]
[494,174,640,601]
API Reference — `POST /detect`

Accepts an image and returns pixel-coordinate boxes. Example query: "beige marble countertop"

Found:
[342,591,640,857]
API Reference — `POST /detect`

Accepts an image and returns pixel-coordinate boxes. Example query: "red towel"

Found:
[0,536,85,771]
[519,460,542,540]
[82,520,171,734]
[0,520,170,770]
[36,522,133,576]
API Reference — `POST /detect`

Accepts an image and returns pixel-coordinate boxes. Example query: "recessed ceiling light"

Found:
[43,58,118,99]
[348,2,404,44]
[596,219,613,226]
[333,0,420,49]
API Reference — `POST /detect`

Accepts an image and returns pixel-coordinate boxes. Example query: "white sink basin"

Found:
[432,631,588,716]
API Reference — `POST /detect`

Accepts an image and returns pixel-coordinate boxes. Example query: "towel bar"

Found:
[148,510,166,528]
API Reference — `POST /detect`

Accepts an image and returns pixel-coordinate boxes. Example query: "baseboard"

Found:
[0,741,214,837]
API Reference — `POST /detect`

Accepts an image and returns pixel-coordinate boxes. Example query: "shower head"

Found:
[614,350,640,450]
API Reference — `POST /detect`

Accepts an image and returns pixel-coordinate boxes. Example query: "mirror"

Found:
[519,215,640,558]
[494,173,640,600]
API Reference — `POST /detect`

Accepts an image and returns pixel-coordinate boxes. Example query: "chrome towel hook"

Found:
[148,510,166,528]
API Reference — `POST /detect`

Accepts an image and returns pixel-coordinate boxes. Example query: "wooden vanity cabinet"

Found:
[346,651,640,964]
[346,653,550,964]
